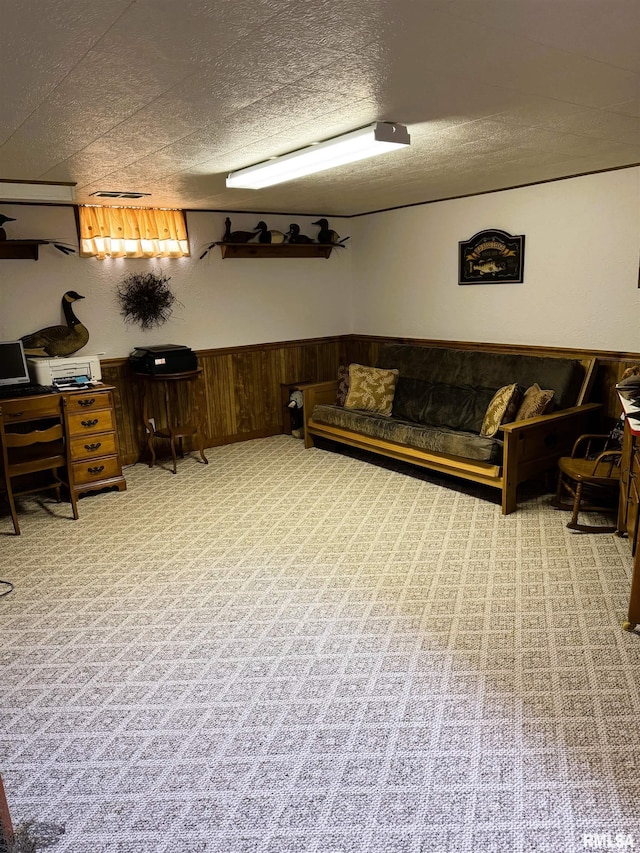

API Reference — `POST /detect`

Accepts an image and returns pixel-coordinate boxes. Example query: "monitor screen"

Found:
[0,340,30,386]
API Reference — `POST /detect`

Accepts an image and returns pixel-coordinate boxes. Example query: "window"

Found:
[79,206,189,259]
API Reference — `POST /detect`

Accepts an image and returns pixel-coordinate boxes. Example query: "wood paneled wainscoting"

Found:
[100,337,346,466]
[100,335,640,467]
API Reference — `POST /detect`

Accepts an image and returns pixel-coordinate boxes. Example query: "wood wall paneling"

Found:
[201,353,236,441]
[101,336,640,467]
[104,337,345,465]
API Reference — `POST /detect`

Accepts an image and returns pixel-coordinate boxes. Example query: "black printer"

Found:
[129,344,198,375]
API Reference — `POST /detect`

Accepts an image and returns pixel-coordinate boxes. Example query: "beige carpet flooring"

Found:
[1,435,640,853]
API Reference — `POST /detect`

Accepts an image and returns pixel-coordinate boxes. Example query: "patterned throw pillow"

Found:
[515,383,555,421]
[336,364,350,406]
[480,383,522,437]
[344,363,399,417]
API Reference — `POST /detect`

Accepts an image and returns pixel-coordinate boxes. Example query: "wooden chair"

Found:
[0,394,78,535]
[553,433,622,532]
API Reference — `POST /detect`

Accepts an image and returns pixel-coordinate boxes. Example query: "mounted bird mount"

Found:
[253,221,286,244]
[0,211,77,259]
[287,224,315,244]
[0,213,16,241]
[312,218,350,245]
[202,216,346,259]
[199,216,258,258]
[20,291,89,357]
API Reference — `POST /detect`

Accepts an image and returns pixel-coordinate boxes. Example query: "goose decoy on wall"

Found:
[222,216,258,243]
[286,224,315,244]
[0,211,76,254]
[20,291,89,357]
[200,216,259,258]
[312,218,350,245]
[253,221,286,244]
[0,214,16,240]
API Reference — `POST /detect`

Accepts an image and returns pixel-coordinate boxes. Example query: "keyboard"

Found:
[0,383,57,399]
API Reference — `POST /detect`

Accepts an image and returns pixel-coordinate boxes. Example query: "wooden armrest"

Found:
[298,379,339,392]
[301,380,339,414]
[569,432,613,457]
[593,449,622,464]
[500,403,602,434]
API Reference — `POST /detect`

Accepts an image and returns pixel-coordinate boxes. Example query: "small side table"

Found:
[134,369,208,473]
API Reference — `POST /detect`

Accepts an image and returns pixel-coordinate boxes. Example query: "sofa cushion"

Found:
[392,379,497,433]
[480,384,522,437]
[376,343,586,410]
[345,364,399,416]
[516,383,555,420]
[311,404,503,465]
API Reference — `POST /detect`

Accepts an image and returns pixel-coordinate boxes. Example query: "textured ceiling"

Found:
[1,0,639,216]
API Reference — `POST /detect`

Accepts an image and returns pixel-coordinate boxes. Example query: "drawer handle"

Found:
[81,418,99,428]
[87,465,104,474]
[8,411,24,418]
[84,442,101,451]
[78,398,96,407]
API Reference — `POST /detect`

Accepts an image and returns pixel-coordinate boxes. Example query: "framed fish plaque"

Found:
[458,229,525,285]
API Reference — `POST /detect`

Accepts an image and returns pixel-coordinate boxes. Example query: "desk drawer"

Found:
[67,409,114,436]
[0,394,63,422]
[71,454,121,484]
[65,391,111,413]
[69,432,117,461]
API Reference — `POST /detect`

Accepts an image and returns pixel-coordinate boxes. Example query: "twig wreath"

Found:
[116,270,179,329]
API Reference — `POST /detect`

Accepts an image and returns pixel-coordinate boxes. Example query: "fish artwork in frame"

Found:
[458,228,525,285]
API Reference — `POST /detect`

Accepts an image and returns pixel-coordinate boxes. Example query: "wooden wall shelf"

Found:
[0,240,48,260]
[216,242,340,259]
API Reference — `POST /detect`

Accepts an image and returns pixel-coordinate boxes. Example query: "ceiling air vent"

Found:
[89,191,151,199]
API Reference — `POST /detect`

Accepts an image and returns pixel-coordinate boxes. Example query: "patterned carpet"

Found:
[1,435,640,853]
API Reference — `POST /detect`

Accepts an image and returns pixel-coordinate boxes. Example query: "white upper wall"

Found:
[0,208,353,358]
[0,168,638,356]
[351,168,640,352]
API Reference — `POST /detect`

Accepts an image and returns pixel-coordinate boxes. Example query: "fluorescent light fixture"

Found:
[226,122,410,189]
[0,180,76,203]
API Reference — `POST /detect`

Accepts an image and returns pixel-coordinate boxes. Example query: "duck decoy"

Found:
[20,290,89,357]
[0,214,16,240]
[222,217,259,244]
[253,221,286,244]
[287,224,315,244]
[312,218,350,245]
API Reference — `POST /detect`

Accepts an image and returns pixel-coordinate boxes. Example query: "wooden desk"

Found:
[134,370,208,474]
[64,385,126,499]
[617,394,640,631]
[0,385,126,507]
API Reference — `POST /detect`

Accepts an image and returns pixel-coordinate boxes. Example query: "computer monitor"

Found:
[0,340,31,387]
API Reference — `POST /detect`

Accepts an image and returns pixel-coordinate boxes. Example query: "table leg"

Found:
[163,380,178,474]
[195,375,208,464]
[141,382,156,468]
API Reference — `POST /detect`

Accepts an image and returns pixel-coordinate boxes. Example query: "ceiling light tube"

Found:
[226,122,410,189]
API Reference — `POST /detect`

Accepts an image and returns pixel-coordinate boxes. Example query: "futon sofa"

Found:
[301,343,600,514]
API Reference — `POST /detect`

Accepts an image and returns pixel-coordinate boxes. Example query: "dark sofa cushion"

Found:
[376,344,585,411]
[311,404,503,465]
[392,378,497,433]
